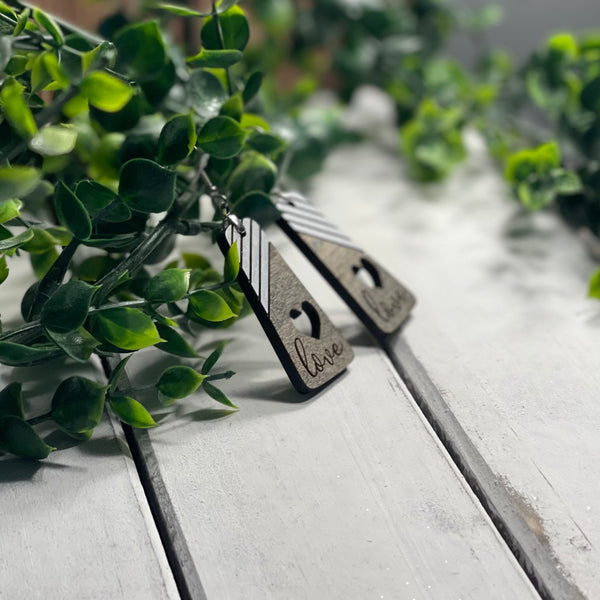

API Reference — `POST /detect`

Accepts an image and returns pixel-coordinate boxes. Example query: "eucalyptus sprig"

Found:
[0,1,288,459]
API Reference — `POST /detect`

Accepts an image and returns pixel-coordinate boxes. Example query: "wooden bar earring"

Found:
[274,191,416,342]
[217,216,354,394]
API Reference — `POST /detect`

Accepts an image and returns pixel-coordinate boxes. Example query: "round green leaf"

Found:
[157,113,197,165]
[119,159,176,213]
[114,21,167,81]
[189,70,227,123]
[188,289,236,322]
[54,181,92,240]
[1,77,37,138]
[0,382,24,419]
[145,269,190,303]
[227,151,277,202]
[109,395,157,428]
[234,191,280,224]
[0,166,40,203]
[40,280,98,333]
[0,416,55,459]
[196,116,246,159]
[51,376,106,439]
[45,327,100,362]
[29,125,77,157]
[92,307,163,350]
[80,72,135,113]
[157,365,206,404]
[76,180,118,216]
[0,198,22,224]
[201,5,250,51]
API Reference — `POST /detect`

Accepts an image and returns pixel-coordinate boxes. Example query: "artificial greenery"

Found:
[0,0,287,459]
[1,0,599,460]
[248,0,599,281]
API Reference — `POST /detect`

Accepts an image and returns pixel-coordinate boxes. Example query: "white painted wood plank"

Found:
[308,87,600,599]
[0,257,180,600]
[125,304,539,599]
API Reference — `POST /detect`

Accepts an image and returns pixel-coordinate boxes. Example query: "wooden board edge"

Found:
[385,336,587,600]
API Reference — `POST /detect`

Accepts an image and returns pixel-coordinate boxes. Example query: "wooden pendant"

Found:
[218,218,354,394]
[275,192,416,342]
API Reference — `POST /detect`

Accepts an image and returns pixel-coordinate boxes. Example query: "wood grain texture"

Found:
[0,257,180,600]
[309,87,600,599]
[125,310,539,599]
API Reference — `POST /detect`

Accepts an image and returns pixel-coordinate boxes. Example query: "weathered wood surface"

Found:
[0,258,179,600]
[125,291,539,596]
[308,88,600,599]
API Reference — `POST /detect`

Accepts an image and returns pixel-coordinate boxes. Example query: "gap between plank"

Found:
[385,336,586,600]
[102,357,208,600]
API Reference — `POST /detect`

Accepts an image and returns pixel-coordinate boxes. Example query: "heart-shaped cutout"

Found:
[290,301,321,339]
[352,258,382,289]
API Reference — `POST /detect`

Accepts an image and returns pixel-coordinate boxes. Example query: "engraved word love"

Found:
[362,288,409,323]
[294,337,344,378]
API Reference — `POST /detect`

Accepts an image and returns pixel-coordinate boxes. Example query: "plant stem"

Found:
[26,411,52,427]
[212,1,233,95]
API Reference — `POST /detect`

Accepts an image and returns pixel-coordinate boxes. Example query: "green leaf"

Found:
[196,116,246,159]
[157,113,197,165]
[188,289,236,322]
[109,395,157,428]
[29,125,77,157]
[45,327,100,362]
[246,132,287,155]
[80,72,134,113]
[242,71,264,104]
[108,355,132,395]
[187,48,243,69]
[551,169,582,194]
[157,365,206,405]
[155,323,199,358]
[0,382,24,419]
[153,0,237,17]
[0,198,22,224]
[145,269,190,303]
[75,180,117,216]
[54,181,92,240]
[1,77,37,138]
[0,255,8,285]
[14,8,30,36]
[33,7,64,46]
[0,341,62,366]
[189,70,227,123]
[227,151,277,202]
[0,228,34,251]
[119,159,176,213]
[233,191,280,224]
[202,381,237,409]
[219,92,244,121]
[0,166,40,203]
[588,267,600,300]
[201,340,227,374]
[51,376,106,439]
[114,21,167,81]
[0,416,55,459]
[30,51,52,94]
[223,241,239,282]
[92,307,163,350]
[40,279,98,333]
[201,5,250,52]
[30,247,58,279]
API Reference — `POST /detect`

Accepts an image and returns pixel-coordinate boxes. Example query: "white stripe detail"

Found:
[292,224,362,251]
